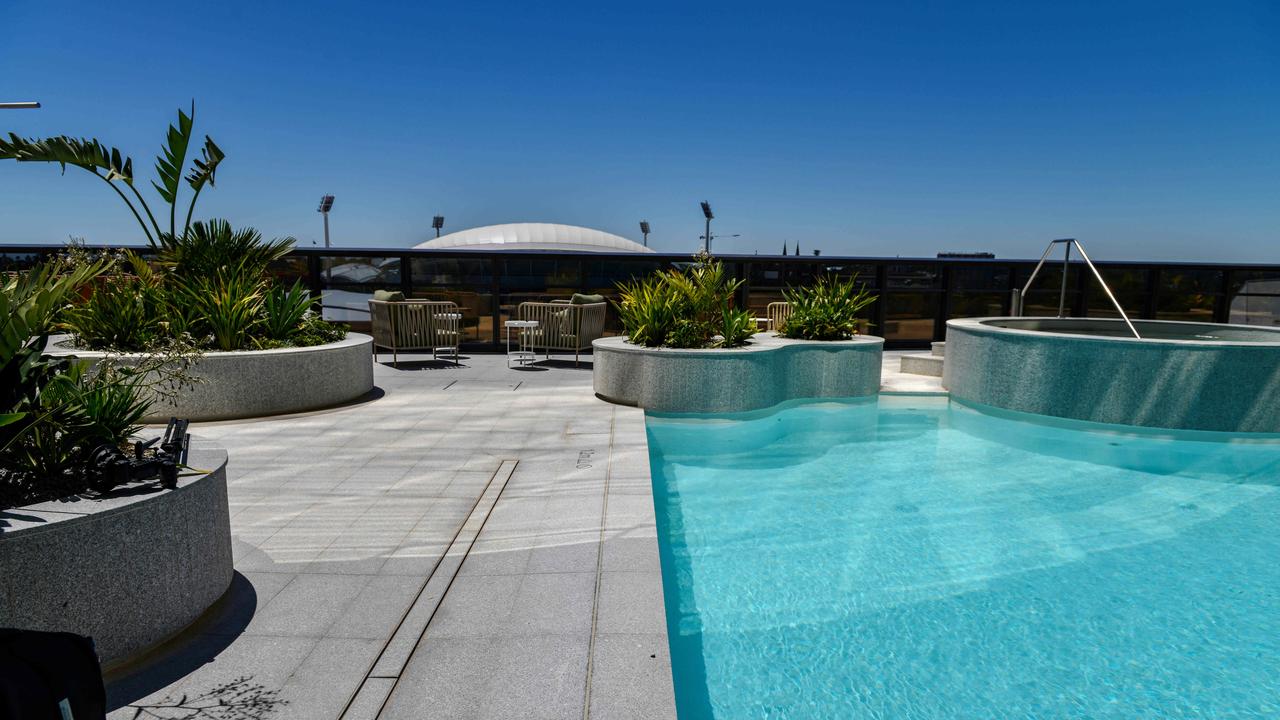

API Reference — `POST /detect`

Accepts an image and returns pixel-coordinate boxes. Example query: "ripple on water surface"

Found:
[646,396,1280,719]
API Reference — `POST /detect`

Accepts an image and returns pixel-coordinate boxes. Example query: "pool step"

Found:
[931,341,946,357]
[900,352,944,377]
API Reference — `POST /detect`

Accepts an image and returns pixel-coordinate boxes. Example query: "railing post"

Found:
[1143,268,1159,320]
[935,263,951,341]
[874,263,889,338]
[306,253,323,311]
[1216,269,1233,324]
[490,256,502,350]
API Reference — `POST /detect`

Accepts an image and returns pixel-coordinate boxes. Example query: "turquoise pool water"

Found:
[646,396,1280,719]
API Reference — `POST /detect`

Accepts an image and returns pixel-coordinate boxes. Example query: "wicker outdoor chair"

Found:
[516,300,608,367]
[368,298,461,367]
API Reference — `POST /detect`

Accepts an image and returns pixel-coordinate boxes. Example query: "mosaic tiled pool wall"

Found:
[593,334,883,413]
[944,318,1280,433]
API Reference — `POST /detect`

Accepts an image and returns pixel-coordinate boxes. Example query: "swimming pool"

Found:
[647,396,1280,718]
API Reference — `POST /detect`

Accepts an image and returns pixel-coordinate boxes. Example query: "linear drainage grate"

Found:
[338,459,518,719]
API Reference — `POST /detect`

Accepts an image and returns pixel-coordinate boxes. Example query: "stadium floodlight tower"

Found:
[0,101,41,109]
[433,215,445,238]
[317,195,335,248]
[639,220,650,247]
[700,201,714,253]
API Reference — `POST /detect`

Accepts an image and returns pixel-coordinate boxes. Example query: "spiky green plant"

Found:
[779,275,877,341]
[155,219,294,280]
[174,263,266,351]
[61,255,168,351]
[0,259,108,453]
[614,253,757,348]
[262,280,314,340]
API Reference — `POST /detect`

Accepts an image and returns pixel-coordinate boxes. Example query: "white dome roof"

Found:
[413,223,654,253]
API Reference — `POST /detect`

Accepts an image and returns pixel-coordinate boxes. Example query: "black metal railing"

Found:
[4,244,1278,349]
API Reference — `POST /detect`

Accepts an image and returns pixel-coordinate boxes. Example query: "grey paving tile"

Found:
[243,574,372,637]
[596,571,668,635]
[116,635,318,713]
[328,575,426,640]
[273,637,382,719]
[342,677,396,720]
[588,633,677,720]
[526,537,600,574]
[424,574,520,638]
[382,634,591,720]
[601,533,662,573]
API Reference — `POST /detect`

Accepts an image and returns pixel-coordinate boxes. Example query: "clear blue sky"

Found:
[1,0,1276,261]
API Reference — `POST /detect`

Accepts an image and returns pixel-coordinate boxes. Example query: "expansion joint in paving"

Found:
[581,407,616,720]
[337,459,519,720]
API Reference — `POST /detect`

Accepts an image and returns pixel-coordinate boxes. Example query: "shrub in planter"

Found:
[0,259,175,508]
[615,253,757,348]
[779,275,877,341]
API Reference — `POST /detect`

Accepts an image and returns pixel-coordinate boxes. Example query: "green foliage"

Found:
[174,264,265,351]
[155,219,294,280]
[0,259,167,507]
[290,315,348,347]
[779,275,878,341]
[615,253,757,348]
[0,259,108,456]
[61,268,167,351]
[262,280,314,340]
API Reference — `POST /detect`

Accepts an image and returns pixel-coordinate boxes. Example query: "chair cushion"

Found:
[373,289,405,302]
[571,293,605,305]
[553,309,574,334]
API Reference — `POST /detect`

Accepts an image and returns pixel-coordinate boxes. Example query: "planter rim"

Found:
[947,317,1280,348]
[0,443,227,538]
[46,332,372,359]
[592,332,883,356]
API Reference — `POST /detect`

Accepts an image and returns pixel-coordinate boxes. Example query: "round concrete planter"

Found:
[592,333,884,414]
[0,441,232,669]
[944,317,1280,433]
[47,333,375,422]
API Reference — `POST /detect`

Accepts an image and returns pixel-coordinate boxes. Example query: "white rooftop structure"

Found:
[413,222,654,253]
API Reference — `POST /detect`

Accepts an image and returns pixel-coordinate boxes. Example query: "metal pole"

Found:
[0,101,41,110]
[704,217,711,253]
[1072,241,1142,339]
[322,211,331,248]
[1019,240,1061,298]
[1058,241,1071,318]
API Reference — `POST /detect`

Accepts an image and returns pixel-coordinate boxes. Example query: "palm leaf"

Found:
[187,135,223,193]
[182,135,225,235]
[151,104,195,235]
[0,134,134,183]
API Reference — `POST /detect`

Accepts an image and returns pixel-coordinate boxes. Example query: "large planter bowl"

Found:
[592,333,884,414]
[47,333,375,422]
[0,440,232,669]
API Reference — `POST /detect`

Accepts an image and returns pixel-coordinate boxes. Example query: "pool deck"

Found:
[103,346,943,719]
[105,352,674,720]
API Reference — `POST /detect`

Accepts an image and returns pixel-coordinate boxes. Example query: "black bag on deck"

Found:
[0,628,106,720]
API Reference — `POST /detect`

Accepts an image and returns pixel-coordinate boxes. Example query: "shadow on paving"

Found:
[105,573,284,717]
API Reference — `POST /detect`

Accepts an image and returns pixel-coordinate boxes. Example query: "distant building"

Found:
[413,222,654,253]
[937,251,995,258]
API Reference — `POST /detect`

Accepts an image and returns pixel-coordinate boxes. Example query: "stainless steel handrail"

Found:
[1013,238,1142,339]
